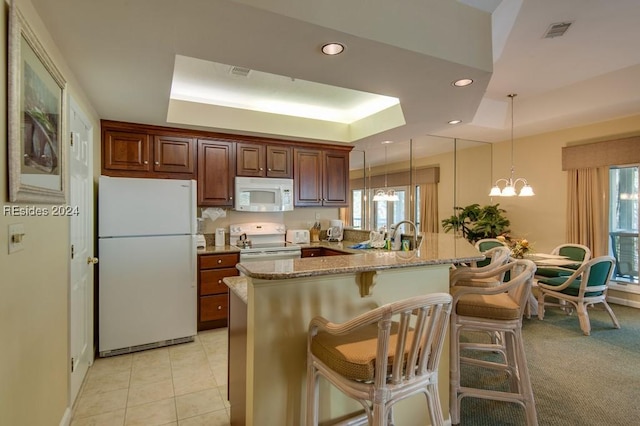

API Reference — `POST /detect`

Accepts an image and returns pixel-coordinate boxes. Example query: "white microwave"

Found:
[234,177,294,212]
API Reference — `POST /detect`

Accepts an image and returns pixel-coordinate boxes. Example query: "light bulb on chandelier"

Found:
[489,94,534,197]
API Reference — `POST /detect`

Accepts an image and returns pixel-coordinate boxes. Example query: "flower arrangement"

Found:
[497,234,532,258]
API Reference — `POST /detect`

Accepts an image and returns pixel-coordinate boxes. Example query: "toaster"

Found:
[286,229,310,244]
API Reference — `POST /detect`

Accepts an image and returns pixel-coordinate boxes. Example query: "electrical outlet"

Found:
[8,223,25,254]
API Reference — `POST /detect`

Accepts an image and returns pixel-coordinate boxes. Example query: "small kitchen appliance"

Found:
[234,177,294,212]
[230,222,301,262]
[326,219,344,242]
[286,229,310,244]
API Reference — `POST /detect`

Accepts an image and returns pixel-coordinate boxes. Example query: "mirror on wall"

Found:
[349,135,493,233]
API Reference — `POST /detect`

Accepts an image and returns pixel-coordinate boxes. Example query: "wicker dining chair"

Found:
[535,243,591,279]
[537,256,620,336]
[450,246,512,288]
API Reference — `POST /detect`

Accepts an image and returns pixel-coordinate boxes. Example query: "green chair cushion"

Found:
[538,277,603,297]
[535,267,573,278]
[558,247,587,262]
[475,258,491,268]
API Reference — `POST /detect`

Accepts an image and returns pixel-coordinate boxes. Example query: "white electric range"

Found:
[230,222,302,262]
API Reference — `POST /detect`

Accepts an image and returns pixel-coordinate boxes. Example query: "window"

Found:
[351,189,363,229]
[609,166,639,283]
[373,187,407,232]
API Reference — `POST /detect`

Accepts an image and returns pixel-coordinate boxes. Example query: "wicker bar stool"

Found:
[450,259,538,425]
[306,293,453,426]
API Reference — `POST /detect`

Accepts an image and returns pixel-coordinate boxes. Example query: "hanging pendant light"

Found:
[489,94,535,197]
[373,143,399,202]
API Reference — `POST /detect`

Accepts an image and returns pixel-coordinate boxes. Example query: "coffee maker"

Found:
[326,219,344,242]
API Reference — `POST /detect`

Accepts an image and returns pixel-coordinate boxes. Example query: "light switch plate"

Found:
[8,223,25,254]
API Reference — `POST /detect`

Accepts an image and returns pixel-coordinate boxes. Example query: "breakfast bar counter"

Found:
[225,233,482,426]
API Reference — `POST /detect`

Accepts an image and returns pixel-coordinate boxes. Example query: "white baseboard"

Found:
[59,407,72,426]
[608,296,640,309]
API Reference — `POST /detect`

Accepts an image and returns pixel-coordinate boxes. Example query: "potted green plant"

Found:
[441,203,511,243]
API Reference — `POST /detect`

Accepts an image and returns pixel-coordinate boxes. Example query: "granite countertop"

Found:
[236,233,483,280]
[197,245,240,255]
[223,276,248,303]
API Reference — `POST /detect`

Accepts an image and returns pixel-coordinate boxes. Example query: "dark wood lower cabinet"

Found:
[228,291,247,425]
[198,253,239,331]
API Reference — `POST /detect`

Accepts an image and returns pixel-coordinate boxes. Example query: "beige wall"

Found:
[492,115,640,305]
[0,1,100,424]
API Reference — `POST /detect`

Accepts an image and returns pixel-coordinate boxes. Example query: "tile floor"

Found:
[70,328,231,426]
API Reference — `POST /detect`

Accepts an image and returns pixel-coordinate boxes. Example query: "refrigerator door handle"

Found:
[190,235,197,288]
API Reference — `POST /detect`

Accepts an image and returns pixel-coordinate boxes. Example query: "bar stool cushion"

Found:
[311,322,413,381]
[454,277,501,287]
[450,287,520,320]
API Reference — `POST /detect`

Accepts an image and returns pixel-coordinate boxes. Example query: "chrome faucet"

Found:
[390,220,418,251]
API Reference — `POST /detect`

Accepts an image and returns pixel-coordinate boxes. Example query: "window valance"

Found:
[562,136,640,170]
[350,166,439,189]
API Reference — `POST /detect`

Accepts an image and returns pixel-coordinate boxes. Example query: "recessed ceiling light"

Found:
[448,119,462,125]
[452,78,473,87]
[322,43,345,55]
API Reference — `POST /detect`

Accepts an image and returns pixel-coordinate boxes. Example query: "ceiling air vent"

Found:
[543,21,573,39]
[229,66,251,77]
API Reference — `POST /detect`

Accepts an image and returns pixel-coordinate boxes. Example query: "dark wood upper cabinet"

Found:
[102,122,195,179]
[197,139,235,207]
[294,148,323,206]
[294,148,349,207]
[101,121,351,205]
[237,142,292,178]
[322,150,349,206]
[153,135,195,174]
[266,145,292,178]
[103,130,151,172]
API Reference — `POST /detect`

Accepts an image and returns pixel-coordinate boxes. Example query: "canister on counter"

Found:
[215,228,225,247]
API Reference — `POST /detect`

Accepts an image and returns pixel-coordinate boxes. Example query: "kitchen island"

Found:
[225,233,482,426]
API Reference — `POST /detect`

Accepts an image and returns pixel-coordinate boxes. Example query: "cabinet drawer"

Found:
[200,253,239,269]
[200,268,237,295]
[200,295,228,322]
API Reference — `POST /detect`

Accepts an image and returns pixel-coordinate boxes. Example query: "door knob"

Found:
[87,257,99,265]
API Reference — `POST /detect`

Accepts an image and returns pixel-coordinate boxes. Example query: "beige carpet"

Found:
[459,303,640,425]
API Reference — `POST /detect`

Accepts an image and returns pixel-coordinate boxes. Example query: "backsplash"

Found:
[197,207,342,234]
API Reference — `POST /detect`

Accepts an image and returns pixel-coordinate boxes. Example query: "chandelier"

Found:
[373,143,399,202]
[489,94,535,197]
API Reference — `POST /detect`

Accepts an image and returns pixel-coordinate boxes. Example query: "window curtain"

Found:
[419,182,439,233]
[566,167,609,256]
[339,206,350,227]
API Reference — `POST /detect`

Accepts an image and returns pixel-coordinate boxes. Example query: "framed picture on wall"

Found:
[8,1,67,203]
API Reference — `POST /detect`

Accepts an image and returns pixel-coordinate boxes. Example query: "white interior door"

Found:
[69,98,94,403]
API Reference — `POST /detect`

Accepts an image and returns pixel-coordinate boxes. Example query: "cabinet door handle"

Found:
[259,167,264,171]
[154,161,159,165]
[143,161,148,165]
[218,279,222,284]
[217,305,222,310]
[217,259,222,264]
[268,168,271,171]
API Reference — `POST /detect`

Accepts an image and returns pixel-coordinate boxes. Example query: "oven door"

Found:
[239,249,301,262]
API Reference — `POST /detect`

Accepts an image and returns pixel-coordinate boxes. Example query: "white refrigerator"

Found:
[98,176,197,356]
